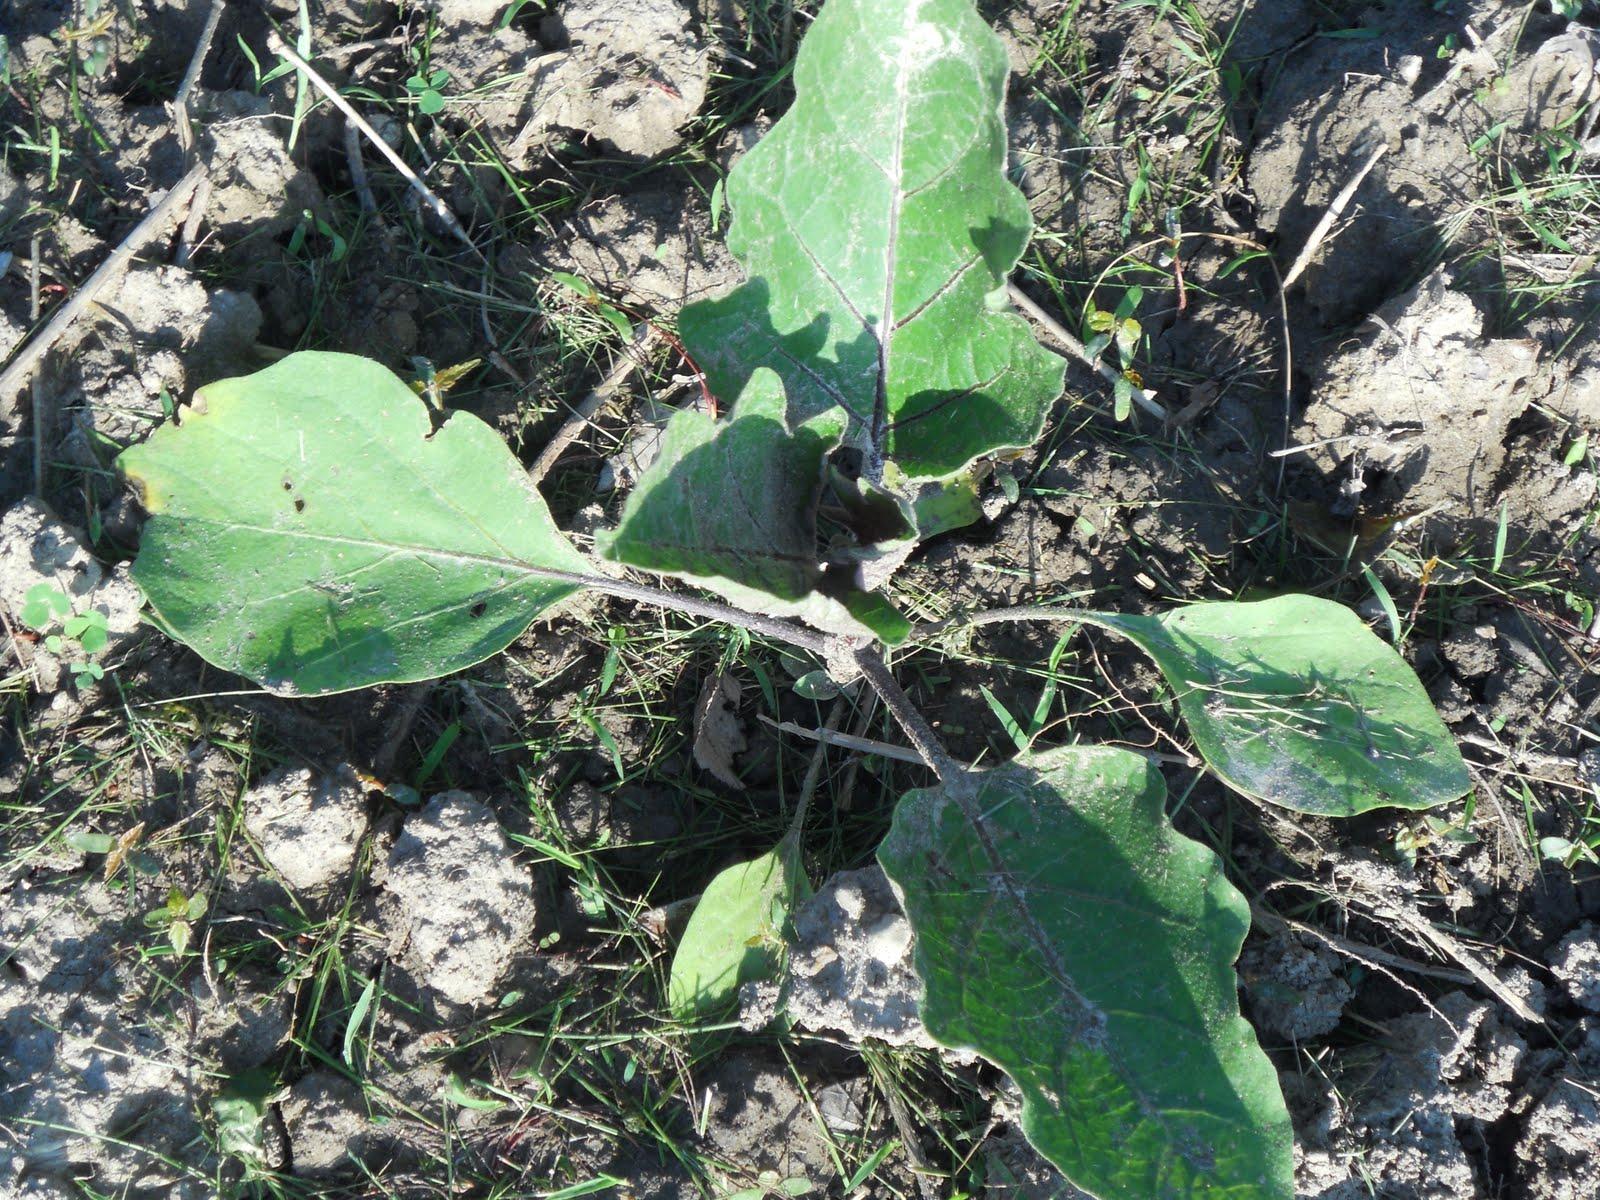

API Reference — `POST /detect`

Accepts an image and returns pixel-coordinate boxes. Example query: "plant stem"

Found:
[911,603,1086,639]
[850,645,962,783]
[544,567,829,655]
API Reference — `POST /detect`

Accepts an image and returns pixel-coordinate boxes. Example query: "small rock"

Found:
[1238,931,1353,1041]
[1551,925,1600,1014]
[242,765,368,892]
[281,1071,376,1178]
[382,792,537,1006]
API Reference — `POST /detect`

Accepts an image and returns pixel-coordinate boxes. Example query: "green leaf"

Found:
[21,582,70,630]
[669,838,809,1022]
[1084,595,1470,816]
[679,0,1064,486]
[214,1068,273,1165]
[597,369,908,642]
[118,352,590,696]
[879,746,1292,1200]
[417,89,445,116]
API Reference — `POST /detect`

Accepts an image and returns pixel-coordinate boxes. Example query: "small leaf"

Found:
[214,1068,273,1165]
[1085,595,1471,816]
[118,352,590,696]
[21,582,69,629]
[669,840,808,1022]
[417,88,445,116]
[444,1074,505,1111]
[792,670,841,701]
[597,369,907,642]
[549,270,597,300]
[343,974,378,1068]
[64,830,115,854]
[879,746,1292,1199]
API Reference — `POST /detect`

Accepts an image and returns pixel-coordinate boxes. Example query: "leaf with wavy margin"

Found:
[120,352,588,695]
[878,745,1293,1199]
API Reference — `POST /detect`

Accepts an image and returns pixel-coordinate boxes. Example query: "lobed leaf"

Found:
[119,352,590,696]
[1084,595,1470,816]
[879,746,1293,1200]
[681,0,1065,485]
[596,369,909,642]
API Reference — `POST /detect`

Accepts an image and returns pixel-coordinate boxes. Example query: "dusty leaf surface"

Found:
[680,0,1065,483]
[119,352,589,695]
[1085,596,1471,816]
[878,745,1293,1200]
[597,369,907,640]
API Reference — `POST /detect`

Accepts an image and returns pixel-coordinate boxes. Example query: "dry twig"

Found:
[528,323,657,483]
[265,31,482,259]
[0,165,209,418]
[1280,142,1390,290]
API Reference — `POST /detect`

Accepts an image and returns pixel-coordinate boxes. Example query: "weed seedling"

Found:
[114,3,1471,1196]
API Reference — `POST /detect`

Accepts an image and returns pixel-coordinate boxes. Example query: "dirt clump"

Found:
[1550,924,1600,1014]
[48,263,261,475]
[524,186,737,313]
[281,1070,383,1178]
[1517,1069,1600,1200]
[242,764,370,892]
[196,90,328,241]
[508,0,711,159]
[1292,269,1542,518]
[379,791,538,1006]
[1238,931,1354,1042]
[0,877,205,1199]
[1247,4,1579,324]
[1290,991,1526,1199]
[697,1050,838,1187]
[755,866,944,1052]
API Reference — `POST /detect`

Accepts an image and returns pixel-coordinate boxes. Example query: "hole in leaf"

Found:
[293,498,306,513]
[469,601,487,618]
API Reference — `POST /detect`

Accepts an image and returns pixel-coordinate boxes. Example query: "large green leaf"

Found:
[1083,595,1470,816]
[119,352,590,696]
[878,747,1292,1200]
[596,369,908,642]
[670,838,809,1022]
[681,0,1064,485]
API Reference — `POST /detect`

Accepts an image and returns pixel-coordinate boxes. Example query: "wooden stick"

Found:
[529,323,656,483]
[173,0,226,156]
[0,164,208,416]
[1280,143,1390,290]
[265,30,481,259]
[1007,281,1170,422]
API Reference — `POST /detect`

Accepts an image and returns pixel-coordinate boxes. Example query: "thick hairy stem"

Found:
[547,567,828,655]
[851,645,963,783]
[911,603,1083,640]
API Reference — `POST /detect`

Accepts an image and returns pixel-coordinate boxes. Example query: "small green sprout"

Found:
[406,67,450,115]
[144,886,208,955]
[21,584,110,687]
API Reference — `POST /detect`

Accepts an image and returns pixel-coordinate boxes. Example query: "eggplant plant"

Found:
[117,1,1469,1195]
